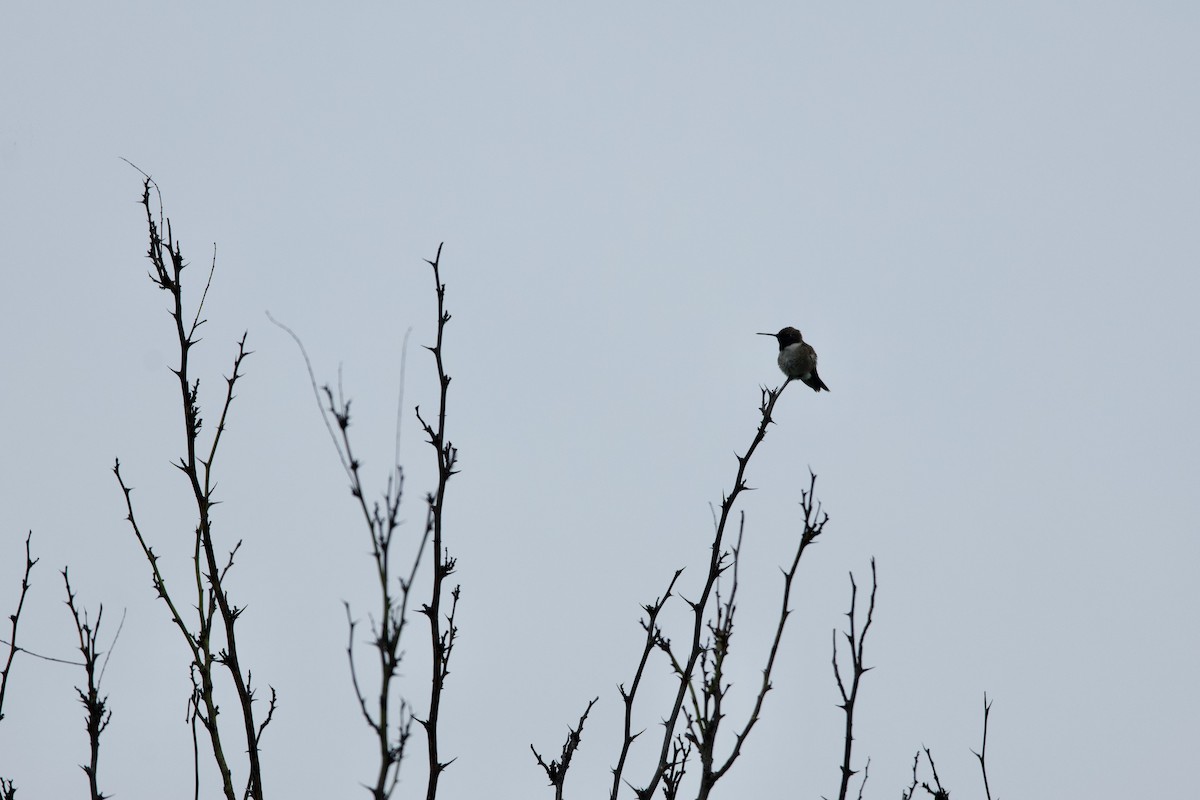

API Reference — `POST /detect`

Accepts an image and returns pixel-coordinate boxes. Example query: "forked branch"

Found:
[116,176,270,800]
[634,383,793,799]
[62,569,117,800]
[971,694,995,800]
[831,560,877,800]
[532,698,599,800]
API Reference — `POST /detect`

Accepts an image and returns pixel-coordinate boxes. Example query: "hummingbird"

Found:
[758,327,830,392]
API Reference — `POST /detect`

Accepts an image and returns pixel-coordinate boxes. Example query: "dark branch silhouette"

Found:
[115,176,272,800]
[0,532,37,724]
[532,698,599,800]
[831,560,877,800]
[271,244,458,798]
[541,382,848,798]
[0,531,38,799]
[62,569,117,800]
[971,695,995,800]
[413,243,461,800]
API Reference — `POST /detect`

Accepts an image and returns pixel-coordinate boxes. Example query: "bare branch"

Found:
[264,311,347,474]
[920,746,950,800]
[280,246,450,798]
[971,695,995,800]
[532,697,599,800]
[0,531,38,797]
[706,473,829,793]
[855,758,870,800]
[62,568,113,800]
[117,178,267,800]
[0,531,38,723]
[608,570,684,800]
[417,243,459,800]
[632,382,793,799]
[832,559,877,800]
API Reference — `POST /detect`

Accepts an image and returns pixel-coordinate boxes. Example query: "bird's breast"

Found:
[778,343,815,378]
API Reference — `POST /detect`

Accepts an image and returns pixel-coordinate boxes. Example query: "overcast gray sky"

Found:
[2,3,1198,798]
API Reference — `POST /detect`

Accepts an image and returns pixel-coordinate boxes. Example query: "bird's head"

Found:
[757,327,803,346]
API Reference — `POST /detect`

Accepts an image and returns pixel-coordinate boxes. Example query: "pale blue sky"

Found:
[2,3,1198,798]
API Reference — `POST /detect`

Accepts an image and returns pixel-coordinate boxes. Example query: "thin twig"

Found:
[971,694,994,800]
[532,697,599,800]
[901,751,920,800]
[0,639,84,667]
[0,531,38,723]
[855,758,870,800]
[265,311,347,473]
[395,326,413,468]
[921,746,950,800]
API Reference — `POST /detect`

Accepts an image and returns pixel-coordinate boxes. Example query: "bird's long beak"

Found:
[756,332,774,337]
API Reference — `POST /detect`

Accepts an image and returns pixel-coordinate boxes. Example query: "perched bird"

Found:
[758,327,830,392]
